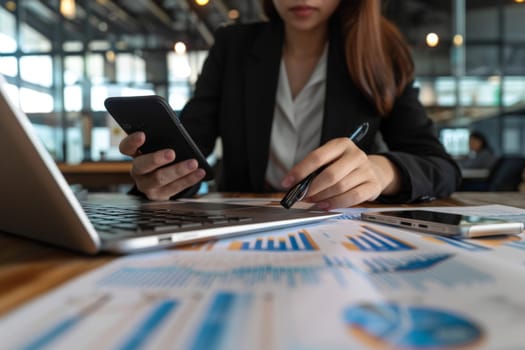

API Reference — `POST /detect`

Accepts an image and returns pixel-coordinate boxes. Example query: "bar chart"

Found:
[19,294,111,350]
[422,236,490,252]
[355,253,493,291]
[228,230,320,252]
[10,290,281,350]
[342,225,415,252]
[185,292,267,350]
[97,261,344,289]
[115,299,179,350]
[360,253,453,273]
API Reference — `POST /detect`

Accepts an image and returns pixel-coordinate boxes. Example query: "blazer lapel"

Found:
[244,22,283,191]
[322,33,377,146]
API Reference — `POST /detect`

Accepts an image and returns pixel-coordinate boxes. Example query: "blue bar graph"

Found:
[343,225,414,252]
[229,230,319,252]
[353,253,493,291]
[423,236,490,251]
[20,295,109,350]
[117,300,178,350]
[98,264,332,288]
[21,315,82,350]
[189,292,237,350]
[362,253,453,274]
[322,256,352,287]
[323,255,353,269]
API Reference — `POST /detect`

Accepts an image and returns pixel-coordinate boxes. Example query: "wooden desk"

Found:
[57,162,133,190]
[0,192,523,318]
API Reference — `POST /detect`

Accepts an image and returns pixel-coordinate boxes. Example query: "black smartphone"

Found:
[361,210,523,238]
[104,95,214,181]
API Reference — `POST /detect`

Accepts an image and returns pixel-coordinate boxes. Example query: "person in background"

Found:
[119,0,461,210]
[459,131,497,170]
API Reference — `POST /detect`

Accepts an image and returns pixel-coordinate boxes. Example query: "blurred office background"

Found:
[1,0,524,191]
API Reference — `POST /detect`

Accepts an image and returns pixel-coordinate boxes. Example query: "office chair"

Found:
[486,156,525,191]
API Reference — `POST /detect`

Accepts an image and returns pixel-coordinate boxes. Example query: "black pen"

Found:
[280,122,370,209]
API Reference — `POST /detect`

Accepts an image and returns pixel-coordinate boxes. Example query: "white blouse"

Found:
[265,46,328,191]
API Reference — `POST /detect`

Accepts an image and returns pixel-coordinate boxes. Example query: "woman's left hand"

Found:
[281,138,401,210]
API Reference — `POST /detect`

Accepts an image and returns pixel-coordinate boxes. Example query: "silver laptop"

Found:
[0,76,339,254]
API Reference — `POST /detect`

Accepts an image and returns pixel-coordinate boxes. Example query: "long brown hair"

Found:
[261,0,414,116]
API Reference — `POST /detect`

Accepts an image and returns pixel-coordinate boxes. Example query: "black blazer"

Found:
[179,21,461,203]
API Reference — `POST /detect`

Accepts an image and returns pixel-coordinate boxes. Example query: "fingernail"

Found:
[316,202,330,210]
[281,176,294,188]
[195,169,206,179]
[164,150,174,161]
[134,132,145,143]
[186,159,198,170]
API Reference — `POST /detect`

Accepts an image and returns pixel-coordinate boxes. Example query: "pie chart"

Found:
[344,302,483,349]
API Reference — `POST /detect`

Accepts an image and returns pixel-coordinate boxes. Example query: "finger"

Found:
[306,150,368,198]
[119,132,145,156]
[145,169,207,201]
[137,159,198,189]
[315,181,381,210]
[282,138,352,188]
[131,149,176,176]
[307,166,368,202]
[307,168,382,203]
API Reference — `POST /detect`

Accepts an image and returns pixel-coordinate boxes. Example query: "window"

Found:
[0,57,17,77]
[20,56,53,87]
[20,23,51,53]
[116,54,146,84]
[0,7,16,53]
[440,128,470,157]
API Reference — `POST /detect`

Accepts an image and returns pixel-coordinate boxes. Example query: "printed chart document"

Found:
[2,204,525,350]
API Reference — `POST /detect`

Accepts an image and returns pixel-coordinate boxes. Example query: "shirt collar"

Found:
[304,43,328,90]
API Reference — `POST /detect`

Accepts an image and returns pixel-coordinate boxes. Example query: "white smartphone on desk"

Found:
[361,210,524,238]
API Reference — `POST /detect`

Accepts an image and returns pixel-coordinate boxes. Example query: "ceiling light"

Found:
[5,1,16,12]
[98,22,108,32]
[453,34,464,47]
[174,42,187,55]
[228,9,240,20]
[105,50,116,62]
[426,33,439,48]
[60,0,76,19]
[195,0,209,6]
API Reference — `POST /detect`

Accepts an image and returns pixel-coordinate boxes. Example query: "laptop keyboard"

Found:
[81,203,253,234]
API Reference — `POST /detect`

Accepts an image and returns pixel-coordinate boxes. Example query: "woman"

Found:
[459,131,497,169]
[119,0,460,210]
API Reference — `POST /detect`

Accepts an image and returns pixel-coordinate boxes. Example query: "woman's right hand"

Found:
[119,132,207,201]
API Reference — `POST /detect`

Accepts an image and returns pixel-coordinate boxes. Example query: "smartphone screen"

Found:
[104,95,214,181]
